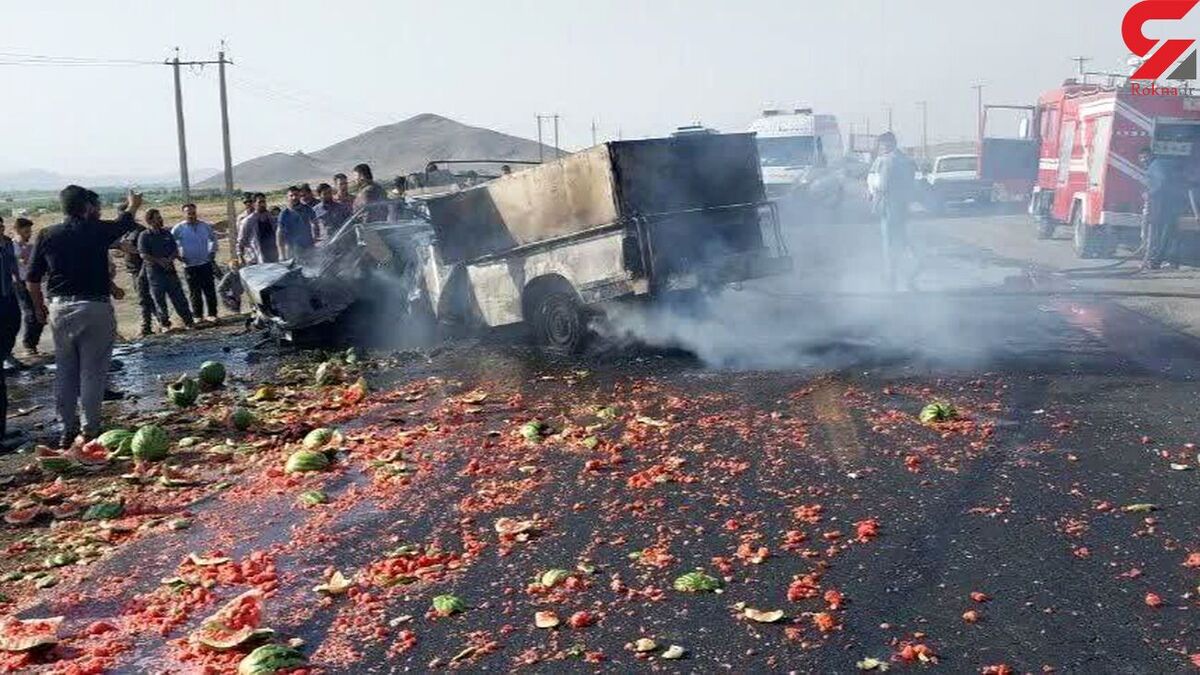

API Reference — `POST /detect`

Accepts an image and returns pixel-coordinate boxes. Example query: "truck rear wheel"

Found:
[1072,207,1110,259]
[1031,192,1055,239]
[535,292,587,352]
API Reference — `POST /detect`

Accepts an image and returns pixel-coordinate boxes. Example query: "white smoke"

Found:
[594,210,1024,371]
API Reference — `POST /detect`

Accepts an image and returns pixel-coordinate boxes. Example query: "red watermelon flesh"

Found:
[0,616,62,651]
[193,589,268,650]
[50,502,82,519]
[3,507,44,526]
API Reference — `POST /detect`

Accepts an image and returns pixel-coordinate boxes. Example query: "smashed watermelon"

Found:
[167,376,200,407]
[301,428,342,451]
[193,589,272,650]
[2,506,43,526]
[0,616,62,652]
[238,643,307,674]
[35,447,72,474]
[96,429,133,453]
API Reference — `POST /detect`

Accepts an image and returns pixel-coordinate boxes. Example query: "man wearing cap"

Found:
[171,203,220,321]
[26,186,142,447]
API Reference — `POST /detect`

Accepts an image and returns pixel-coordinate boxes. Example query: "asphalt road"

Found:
[6,209,1200,673]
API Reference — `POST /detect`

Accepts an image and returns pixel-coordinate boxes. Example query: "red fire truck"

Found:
[985,79,1200,259]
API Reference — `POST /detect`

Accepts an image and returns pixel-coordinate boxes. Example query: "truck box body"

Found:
[423,133,789,330]
[425,134,765,263]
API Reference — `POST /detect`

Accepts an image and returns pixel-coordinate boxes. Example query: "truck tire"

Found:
[1032,193,1055,239]
[531,288,589,353]
[1072,207,1109,259]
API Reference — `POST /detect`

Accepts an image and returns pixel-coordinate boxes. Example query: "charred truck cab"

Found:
[422,133,791,351]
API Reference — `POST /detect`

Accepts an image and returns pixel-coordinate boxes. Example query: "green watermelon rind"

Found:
[198,361,227,388]
[167,376,200,408]
[96,429,134,452]
[284,450,330,474]
[237,643,307,675]
[229,407,256,431]
[132,425,171,462]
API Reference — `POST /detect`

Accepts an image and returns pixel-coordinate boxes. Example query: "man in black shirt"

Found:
[0,232,21,447]
[118,222,157,337]
[27,185,142,447]
[139,208,195,329]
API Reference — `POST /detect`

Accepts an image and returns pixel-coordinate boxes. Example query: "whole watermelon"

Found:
[167,376,200,407]
[198,361,227,388]
[285,450,330,474]
[131,425,170,462]
[229,407,256,431]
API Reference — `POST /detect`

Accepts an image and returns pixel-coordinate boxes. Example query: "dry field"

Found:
[16,197,250,355]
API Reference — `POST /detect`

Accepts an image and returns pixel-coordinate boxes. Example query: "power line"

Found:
[227,74,386,129]
[0,51,160,66]
[234,63,395,126]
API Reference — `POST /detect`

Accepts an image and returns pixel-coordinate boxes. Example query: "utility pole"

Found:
[916,101,929,162]
[169,48,190,203]
[535,115,545,163]
[971,84,985,143]
[1071,55,1091,77]
[217,45,235,259]
[553,114,561,159]
[163,49,232,252]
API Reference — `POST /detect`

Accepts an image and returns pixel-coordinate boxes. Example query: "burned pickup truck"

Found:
[244,132,791,350]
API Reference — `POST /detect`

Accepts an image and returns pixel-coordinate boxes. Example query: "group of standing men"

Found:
[122,203,222,337]
[0,162,390,451]
[234,163,384,266]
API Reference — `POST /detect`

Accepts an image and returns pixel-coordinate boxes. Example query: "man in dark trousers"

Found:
[11,218,43,356]
[171,203,219,321]
[1140,146,1186,270]
[0,229,21,447]
[139,208,195,329]
[118,218,158,337]
[26,186,142,447]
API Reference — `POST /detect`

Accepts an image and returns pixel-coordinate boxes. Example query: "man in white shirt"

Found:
[869,132,917,290]
[171,203,220,322]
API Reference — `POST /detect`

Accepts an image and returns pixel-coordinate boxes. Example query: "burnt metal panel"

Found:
[426,145,620,263]
[424,134,767,265]
[608,133,765,214]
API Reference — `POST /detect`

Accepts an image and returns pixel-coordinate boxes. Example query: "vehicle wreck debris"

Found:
[242,133,792,350]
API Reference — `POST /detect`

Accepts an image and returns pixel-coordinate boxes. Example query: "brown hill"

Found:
[198,113,555,190]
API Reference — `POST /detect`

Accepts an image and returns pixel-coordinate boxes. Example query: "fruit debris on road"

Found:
[0,215,1198,673]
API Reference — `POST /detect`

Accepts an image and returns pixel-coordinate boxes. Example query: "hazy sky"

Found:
[0,0,1148,176]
